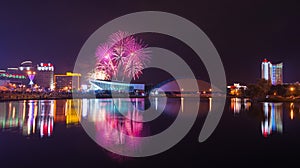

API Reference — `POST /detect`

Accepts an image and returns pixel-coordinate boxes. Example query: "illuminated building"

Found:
[227,83,247,96]
[19,60,34,72]
[54,72,81,91]
[0,68,27,85]
[261,59,272,81]
[261,59,283,85]
[35,63,54,89]
[271,62,283,85]
[90,80,145,93]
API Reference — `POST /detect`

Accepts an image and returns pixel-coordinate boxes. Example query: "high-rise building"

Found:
[261,59,283,85]
[54,72,81,91]
[271,62,283,85]
[261,59,272,81]
[35,63,54,90]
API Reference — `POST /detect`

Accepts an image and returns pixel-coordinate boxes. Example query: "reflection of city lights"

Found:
[209,98,212,112]
[231,98,241,114]
[290,110,294,120]
[181,97,184,112]
[155,97,158,110]
[261,103,283,137]
[230,98,251,114]
[290,103,294,120]
[65,100,80,125]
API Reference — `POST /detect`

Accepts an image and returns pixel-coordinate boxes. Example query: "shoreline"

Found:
[1,92,299,103]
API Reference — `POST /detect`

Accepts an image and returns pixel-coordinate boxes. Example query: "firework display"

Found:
[92,31,150,81]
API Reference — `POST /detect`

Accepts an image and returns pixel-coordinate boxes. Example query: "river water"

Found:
[0,98,299,167]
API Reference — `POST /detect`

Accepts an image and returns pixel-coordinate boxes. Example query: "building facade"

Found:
[261,59,272,81]
[35,63,54,90]
[54,72,81,91]
[90,80,144,93]
[271,63,283,85]
[261,59,283,85]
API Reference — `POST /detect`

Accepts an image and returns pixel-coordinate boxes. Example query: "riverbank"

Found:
[228,95,300,103]
[0,91,151,102]
[1,91,299,103]
[0,91,215,102]
[264,96,300,102]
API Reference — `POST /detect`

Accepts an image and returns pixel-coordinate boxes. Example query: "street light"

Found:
[290,86,295,98]
[290,86,295,92]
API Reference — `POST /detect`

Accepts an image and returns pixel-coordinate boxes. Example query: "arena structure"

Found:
[89,80,145,93]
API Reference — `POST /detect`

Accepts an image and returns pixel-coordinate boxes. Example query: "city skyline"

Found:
[1,1,300,166]
[0,1,299,84]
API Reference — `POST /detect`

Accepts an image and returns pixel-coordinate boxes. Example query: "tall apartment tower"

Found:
[261,59,283,85]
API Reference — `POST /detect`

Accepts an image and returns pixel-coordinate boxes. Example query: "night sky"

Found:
[0,0,299,84]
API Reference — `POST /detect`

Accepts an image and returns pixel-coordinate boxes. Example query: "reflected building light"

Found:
[118,98,122,113]
[12,106,15,119]
[65,100,80,125]
[40,118,44,137]
[181,97,184,112]
[0,103,6,129]
[230,98,241,114]
[155,97,158,110]
[99,108,107,122]
[33,101,38,133]
[27,101,35,135]
[50,100,54,116]
[22,100,26,123]
[8,102,12,116]
[0,100,57,138]
[40,116,54,138]
[92,99,145,154]
[38,100,54,137]
[209,98,212,112]
[261,119,269,137]
[261,103,283,137]
[82,99,88,118]
[64,101,68,117]
[135,98,138,109]
[48,117,53,137]
[290,103,294,120]
[290,110,294,120]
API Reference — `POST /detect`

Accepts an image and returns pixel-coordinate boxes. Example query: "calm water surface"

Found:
[0,98,300,167]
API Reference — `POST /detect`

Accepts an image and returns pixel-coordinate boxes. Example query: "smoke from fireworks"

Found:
[91,31,150,81]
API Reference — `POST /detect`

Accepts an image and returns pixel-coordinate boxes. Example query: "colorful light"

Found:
[0,73,26,79]
[27,71,36,86]
[37,62,54,71]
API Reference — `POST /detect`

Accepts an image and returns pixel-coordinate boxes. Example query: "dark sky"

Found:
[0,0,299,84]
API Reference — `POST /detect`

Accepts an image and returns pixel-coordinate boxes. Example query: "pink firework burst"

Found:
[94,31,150,81]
